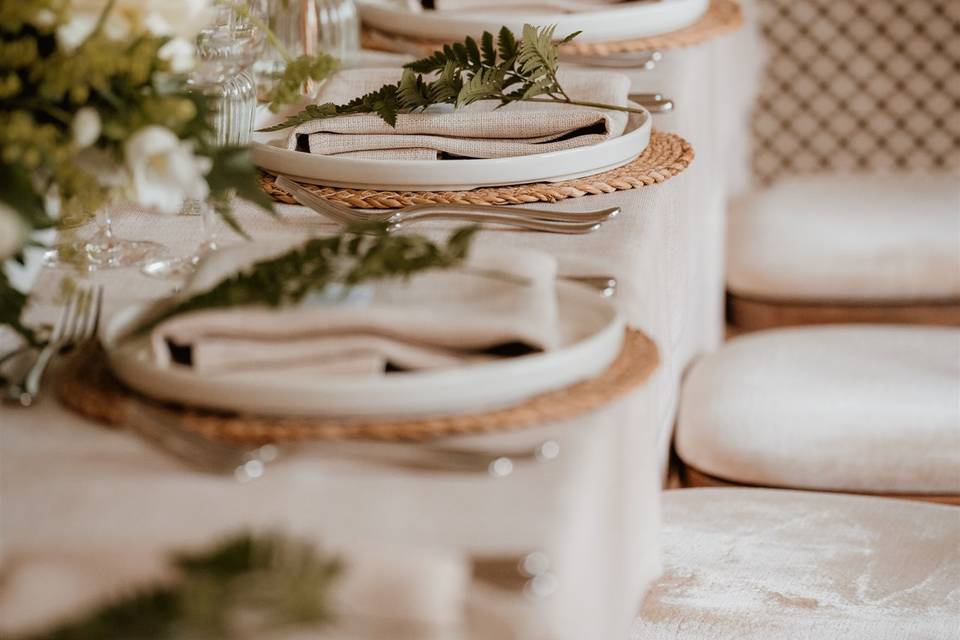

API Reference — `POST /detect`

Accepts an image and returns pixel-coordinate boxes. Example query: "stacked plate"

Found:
[104,278,625,419]
[358,0,710,44]
[251,103,651,192]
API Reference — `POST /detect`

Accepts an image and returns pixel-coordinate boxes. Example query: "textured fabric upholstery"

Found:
[676,325,960,495]
[726,173,960,302]
[632,489,960,640]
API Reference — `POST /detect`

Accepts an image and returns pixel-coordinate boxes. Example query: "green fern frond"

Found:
[265,25,641,130]
[480,31,497,66]
[456,68,505,108]
[397,68,431,110]
[497,26,519,63]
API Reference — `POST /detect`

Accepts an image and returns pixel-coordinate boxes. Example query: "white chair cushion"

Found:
[676,325,960,494]
[632,489,960,640]
[727,173,960,302]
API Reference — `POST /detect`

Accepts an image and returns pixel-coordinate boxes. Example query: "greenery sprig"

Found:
[20,532,343,640]
[261,24,644,131]
[132,223,479,335]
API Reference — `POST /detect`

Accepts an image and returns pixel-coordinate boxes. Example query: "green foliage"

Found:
[132,224,479,335]
[20,532,343,640]
[0,2,286,345]
[262,24,639,133]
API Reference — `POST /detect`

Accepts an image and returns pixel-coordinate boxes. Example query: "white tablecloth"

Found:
[0,10,760,638]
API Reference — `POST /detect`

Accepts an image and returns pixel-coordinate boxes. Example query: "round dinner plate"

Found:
[104,282,626,418]
[357,0,710,44]
[251,104,650,191]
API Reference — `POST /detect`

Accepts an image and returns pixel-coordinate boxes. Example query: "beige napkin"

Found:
[421,0,633,14]
[287,68,631,160]
[150,242,560,377]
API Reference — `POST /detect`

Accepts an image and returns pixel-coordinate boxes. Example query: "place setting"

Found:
[50,224,659,477]
[254,26,693,220]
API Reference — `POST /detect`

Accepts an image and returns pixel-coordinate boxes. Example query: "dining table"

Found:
[0,4,762,637]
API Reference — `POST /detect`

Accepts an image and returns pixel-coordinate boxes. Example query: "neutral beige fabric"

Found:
[727,173,960,302]
[632,488,960,640]
[151,245,559,375]
[676,325,960,494]
[288,68,631,160]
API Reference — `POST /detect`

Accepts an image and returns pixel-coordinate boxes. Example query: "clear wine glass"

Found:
[250,0,360,96]
[43,200,167,272]
[141,21,258,280]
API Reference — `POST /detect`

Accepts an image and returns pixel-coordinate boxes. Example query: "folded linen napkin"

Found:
[286,68,631,160]
[419,0,635,14]
[150,242,560,377]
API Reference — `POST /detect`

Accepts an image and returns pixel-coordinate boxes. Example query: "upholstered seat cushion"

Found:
[676,325,960,495]
[632,489,960,640]
[726,173,960,302]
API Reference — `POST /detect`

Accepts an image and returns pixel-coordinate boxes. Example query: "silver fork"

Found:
[4,285,104,407]
[276,176,617,235]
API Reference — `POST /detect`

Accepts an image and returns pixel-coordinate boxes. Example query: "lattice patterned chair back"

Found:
[750,0,960,185]
[725,0,960,331]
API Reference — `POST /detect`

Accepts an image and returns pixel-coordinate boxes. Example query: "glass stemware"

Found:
[141,23,258,280]
[43,196,167,272]
[251,0,360,96]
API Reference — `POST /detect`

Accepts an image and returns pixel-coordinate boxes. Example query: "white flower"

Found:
[56,12,99,51]
[71,107,101,148]
[34,9,57,27]
[124,126,212,214]
[44,187,62,221]
[0,202,26,260]
[57,0,134,50]
[58,0,211,50]
[158,38,196,73]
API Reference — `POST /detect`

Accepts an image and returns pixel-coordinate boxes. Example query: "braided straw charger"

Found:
[362,0,743,57]
[58,329,658,445]
[260,131,693,209]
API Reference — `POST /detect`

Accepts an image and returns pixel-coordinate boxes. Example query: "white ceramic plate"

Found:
[251,104,650,191]
[104,282,625,418]
[358,0,709,44]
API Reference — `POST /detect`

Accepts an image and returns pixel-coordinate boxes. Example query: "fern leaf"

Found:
[456,68,505,108]
[427,61,462,104]
[522,78,557,99]
[257,103,339,132]
[397,68,431,110]
[558,30,582,45]
[464,36,482,68]
[481,31,497,66]
[451,42,470,66]
[517,24,558,82]
[497,26,519,63]
[368,85,400,126]
[405,50,447,74]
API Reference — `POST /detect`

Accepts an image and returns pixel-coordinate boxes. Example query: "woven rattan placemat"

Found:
[361,0,743,57]
[58,329,658,444]
[260,131,693,209]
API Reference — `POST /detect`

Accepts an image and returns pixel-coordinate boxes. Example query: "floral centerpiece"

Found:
[0,0,275,343]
